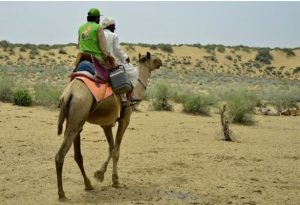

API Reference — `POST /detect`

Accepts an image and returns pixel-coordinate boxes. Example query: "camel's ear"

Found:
[138,53,141,59]
[146,52,151,59]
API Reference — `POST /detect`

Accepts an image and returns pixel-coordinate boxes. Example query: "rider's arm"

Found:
[97,28,110,58]
[112,34,128,64]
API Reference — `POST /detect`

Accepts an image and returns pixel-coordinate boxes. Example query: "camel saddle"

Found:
[73,52,116,82]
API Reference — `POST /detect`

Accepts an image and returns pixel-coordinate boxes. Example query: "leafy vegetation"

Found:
[59,49,67,55]
[13,89,32,106]
[293,67,300,74]
[0,76,14,102]
[150,81,173,111]
[34,83,61,106]
[216,87,257,125]
[282,48,295,57]
[182,94,215,116]
[255,48,273,64]
[157,44,173,53]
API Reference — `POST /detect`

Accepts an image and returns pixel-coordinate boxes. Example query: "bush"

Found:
[255,48,273,64]
[293,67,300,74]
[34,84,61,106]
[182,94,215,116]
[217,46,225,53]
[226,55,233,61]
[58,48,67,55]
[20,47,27,52]
[282,48,295,57]
[151,82,173,111]
[29,48,39,56]
[263,87,299,112]
[150,45,158,50]
[218,88,257,125]
[157,44,173,53]
[0,40,10,48]
[0,76,14,102]
[13,89,32,106]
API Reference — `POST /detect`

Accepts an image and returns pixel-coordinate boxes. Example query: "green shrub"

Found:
[58,48,67,55]
[150,45,158,50]
[293,67,300,74]
[34,84,61,106]
[217,46,225,53]
[0,40,10,48]
[219,88,257,125]
[151,82,173,111]
[0,76,14,102]
[157,44,173,53]
[13,89,32,106]
[226,55,233,61]
[20,47,27,52]
[263,87,299,112]
[255,48,273,64]
[29,48,39,56]
[282,48,295,57]
[182,94,214,116]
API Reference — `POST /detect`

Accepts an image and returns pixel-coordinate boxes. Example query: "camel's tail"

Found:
[57,84,72,136]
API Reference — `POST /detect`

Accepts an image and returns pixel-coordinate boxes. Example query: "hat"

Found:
[101,17,115,28]
[88,8,102,17]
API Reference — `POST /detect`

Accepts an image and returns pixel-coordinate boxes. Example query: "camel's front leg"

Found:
[94,126,114,182]
[112,107,132,188]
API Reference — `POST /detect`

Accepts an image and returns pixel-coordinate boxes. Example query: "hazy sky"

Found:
[1,1,300,48]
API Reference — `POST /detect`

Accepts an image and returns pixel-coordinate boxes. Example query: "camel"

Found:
[55,52,162,200]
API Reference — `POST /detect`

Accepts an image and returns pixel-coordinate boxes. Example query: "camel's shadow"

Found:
[68,180,203,204]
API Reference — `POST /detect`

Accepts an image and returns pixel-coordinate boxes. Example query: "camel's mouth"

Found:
[155,59,163,69]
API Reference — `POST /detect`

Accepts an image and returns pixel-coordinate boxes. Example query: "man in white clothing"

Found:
[101,17,139,87]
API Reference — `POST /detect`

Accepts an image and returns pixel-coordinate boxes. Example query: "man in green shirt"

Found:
[77,8,112,66]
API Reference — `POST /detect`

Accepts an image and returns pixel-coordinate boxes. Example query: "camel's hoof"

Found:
[112,183,121,188]
[94,170,105,182]
[84,178,94,191]
[58,195,69,202]
[85,184,94,191]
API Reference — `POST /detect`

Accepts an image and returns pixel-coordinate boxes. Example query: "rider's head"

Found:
[87,8,101,24]
[101,17,116,33]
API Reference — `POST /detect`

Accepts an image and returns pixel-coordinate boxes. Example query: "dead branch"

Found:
[221,104,233,141]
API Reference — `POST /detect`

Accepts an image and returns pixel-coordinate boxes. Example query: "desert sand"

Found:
[0,102,299,205]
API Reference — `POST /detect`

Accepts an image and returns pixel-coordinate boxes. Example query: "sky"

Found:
[0,1,300,48]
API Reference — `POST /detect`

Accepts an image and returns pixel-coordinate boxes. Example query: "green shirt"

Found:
[78,22,104,60]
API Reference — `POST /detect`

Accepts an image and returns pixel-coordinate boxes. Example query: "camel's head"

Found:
[138,52,162,72]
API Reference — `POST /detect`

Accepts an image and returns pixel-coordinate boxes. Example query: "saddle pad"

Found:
[75,76,113,102]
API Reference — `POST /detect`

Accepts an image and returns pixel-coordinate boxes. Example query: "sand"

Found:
[0,102,299,205]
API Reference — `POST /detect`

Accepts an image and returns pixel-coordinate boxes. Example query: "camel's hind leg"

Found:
[55,99,92,199]
[94,126,114,182]
[73,133,93,190]
[55,129,80,199]
[112,107,132,188]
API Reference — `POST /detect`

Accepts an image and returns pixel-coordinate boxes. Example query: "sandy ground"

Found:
[0,102,299,205]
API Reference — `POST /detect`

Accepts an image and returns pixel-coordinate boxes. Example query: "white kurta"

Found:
[104,29,139,87]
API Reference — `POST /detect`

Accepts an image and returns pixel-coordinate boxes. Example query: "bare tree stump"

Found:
[221,104,233,141]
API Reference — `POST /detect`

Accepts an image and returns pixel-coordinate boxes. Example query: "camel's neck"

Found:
[133,64,151,100]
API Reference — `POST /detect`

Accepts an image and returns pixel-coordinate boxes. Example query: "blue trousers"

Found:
[76,61,95,75]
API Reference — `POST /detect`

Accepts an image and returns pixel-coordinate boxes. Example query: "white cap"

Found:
[101,17,115,28]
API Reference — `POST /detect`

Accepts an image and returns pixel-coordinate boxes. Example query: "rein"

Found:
[138,78,147,90]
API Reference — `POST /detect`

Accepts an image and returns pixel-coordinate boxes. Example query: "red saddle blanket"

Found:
[75,76,113,102]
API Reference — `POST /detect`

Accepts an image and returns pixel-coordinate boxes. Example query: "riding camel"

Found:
[55,52,162,200]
